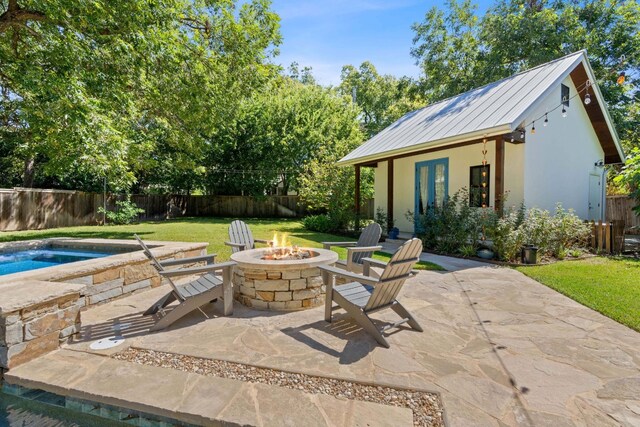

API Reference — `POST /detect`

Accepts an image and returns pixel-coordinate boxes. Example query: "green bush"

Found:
[302,214,334,233]
[411,188,495,254]
[491,204,590,262]
[98,198,145,225]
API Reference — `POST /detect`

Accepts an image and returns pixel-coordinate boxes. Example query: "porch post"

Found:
[354,164,361,230]
[387,159,394,233]
[495,136,505,215]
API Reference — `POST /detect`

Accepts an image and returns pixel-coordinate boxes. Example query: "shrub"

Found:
[411,188,493,254]
[548,204,591,257]
[98,198,145,225]
[374,207,394,234]
[302,214,334,233]
[492,211,524,262]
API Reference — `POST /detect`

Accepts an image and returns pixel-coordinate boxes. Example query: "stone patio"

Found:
[5,263,640,426]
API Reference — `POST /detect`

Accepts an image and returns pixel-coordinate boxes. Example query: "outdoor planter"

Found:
[521,245,539,264]
[476,248,494,259]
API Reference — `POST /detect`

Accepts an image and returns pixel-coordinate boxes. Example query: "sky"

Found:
[270,0,493,86]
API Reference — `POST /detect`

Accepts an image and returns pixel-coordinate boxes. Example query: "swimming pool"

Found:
[0,248,112,276]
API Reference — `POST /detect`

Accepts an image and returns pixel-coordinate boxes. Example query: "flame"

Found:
[271,232,291,248]
[264,232,308,260]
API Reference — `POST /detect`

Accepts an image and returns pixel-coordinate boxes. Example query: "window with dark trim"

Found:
[561,84,570,107]
[470,165,490,207]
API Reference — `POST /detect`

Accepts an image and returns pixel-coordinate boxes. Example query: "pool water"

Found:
[0,390,122,427]
[0,249,111,276]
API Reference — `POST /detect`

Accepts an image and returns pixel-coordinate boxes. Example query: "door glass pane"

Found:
[418,166,429,214]
[434,163,446,207]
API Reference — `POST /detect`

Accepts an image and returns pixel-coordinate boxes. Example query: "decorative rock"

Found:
[245,271,267,280]
[282,270,301,280]
[289,279,307,290]
[307,277,323,288]
[239,285,256,298]
[254,280,290,292]
[292,289,319,301]
[24,312,61,341]
[285,300,303,309]
[274,291,292,301]
[92,268,121,284]
[256,291,275,302]
[123,263,156,285]
[2,321,23,346]
[301,267,321,278]
[267,272,282,279]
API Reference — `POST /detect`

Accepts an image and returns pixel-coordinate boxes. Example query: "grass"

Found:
[0,217,443,271]
[516,257,640,332]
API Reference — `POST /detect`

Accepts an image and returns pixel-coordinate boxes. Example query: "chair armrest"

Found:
[322,241,357,250]
[224,241,247,250]
[362,257,419,277]
[254,238,272,244]
[160,253,217,267]
[159,261,236,278]
[318,265,379,286]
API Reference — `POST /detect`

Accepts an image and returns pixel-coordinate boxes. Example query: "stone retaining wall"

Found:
[0,281,84,371]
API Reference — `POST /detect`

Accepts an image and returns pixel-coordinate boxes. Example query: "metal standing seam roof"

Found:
[339,50,592,165]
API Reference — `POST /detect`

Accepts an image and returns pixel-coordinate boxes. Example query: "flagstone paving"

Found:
[5,264,640,426]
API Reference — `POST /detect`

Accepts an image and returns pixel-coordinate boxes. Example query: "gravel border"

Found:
[113,348,444,427]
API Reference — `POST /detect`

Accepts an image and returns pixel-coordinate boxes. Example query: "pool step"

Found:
[4,349,413,426]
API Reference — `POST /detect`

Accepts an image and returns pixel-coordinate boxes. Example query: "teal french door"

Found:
[415,158,449,230]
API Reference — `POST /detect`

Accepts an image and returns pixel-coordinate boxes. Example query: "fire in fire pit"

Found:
[262,233,314,261]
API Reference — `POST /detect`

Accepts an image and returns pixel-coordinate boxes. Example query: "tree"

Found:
[339,61,424,138]
[0,0,281,191]
[205,75,364,196]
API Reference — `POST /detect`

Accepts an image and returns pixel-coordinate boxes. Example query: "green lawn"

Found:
[0,218,443,271]
[516,257,640,332]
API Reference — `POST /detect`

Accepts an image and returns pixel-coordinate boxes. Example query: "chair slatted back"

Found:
[134,234,183,300]
[364,238,422,311]
[228,220,255,253]
[352,223,382,265]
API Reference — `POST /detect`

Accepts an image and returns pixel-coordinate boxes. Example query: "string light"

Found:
[520,129,525,138]
[584,79,591,105]
[562,105,567,117]
[531,121,536,134]
[617,71,626,85]
[544,113,548,126]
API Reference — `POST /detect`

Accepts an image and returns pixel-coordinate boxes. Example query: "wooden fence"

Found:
[0,188,375,232]
[606,195,639,233]
[589,220,626,254]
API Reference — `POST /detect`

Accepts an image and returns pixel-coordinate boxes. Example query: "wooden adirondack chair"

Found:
[319,238,423,348]
[322,223,382,273]
[134,235,234,332]
[224,220,272,253]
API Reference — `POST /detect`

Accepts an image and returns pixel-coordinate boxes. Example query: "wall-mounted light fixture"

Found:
[594,160,605,167]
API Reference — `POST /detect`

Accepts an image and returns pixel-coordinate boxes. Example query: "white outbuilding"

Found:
[338,50,625,233]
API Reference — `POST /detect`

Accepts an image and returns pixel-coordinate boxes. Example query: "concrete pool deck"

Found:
[5,264,640,426]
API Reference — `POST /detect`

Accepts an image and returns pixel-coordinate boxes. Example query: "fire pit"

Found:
[230,234,338,311]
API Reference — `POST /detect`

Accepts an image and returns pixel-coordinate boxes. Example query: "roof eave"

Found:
[337,125,513,166]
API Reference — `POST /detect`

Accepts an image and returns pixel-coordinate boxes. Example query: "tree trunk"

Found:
[22,157,35,187]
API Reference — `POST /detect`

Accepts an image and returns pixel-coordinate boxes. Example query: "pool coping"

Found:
[0,238,210,371]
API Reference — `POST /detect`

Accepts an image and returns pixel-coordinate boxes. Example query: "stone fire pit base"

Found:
[230,248,338,311]
[233,267,324,310]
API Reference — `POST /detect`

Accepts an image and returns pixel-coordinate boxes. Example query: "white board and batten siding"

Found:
[522,75,606,220]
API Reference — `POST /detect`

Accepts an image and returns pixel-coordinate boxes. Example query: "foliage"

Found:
[374,207,394,234]
[0,217,444,270]
[492,204,590,261]
[411,0,640,185]
[205,77,364,196]
[98,199,145,225]
[0,0,281,191]
[411,188,495,254]
[492,211,525,262]
[338,61,424,138]
[301,214,334,233]
[615,148,640,216]
[517,257,640,332]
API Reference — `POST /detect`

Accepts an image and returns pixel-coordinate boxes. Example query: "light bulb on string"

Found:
[562,105,567,118]
[531,122,536,134]
[584,93,591,105]
[617,71,625,85]
[544,113,548,126]
[520,129,525,139]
